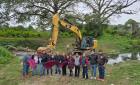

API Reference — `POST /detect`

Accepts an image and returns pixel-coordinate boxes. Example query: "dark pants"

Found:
[47,68,53,75]
[75,65,80,77]
[62,65,67,76]
[82,66,88,79]
[98,65,105,79]
[69,69,73,76]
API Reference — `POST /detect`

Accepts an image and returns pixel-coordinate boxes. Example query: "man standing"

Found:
[89,51,98,79]
[97,50,108,81]
[74,53,81,77]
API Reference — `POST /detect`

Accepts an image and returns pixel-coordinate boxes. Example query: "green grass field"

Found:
[0,57,140,85]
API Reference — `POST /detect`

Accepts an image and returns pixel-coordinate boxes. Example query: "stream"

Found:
[14,51,140,65]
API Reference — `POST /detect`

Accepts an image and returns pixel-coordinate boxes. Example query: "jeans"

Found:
[75,65,80,77]
[55,65,61,74]
[91,64,97,77]
[82,66,88,79]
[23,64,29,76]
[39,63,45,76]
[32,68,37,76]
[98,65,105,79]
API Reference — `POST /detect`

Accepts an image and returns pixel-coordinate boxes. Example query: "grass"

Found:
[0,47,140,85]
[0,57,140,85]
[0,58,22,85]
[97,33,131,54]
[55,33,132,54]
[0,30,132,54]
[0,46,14,64]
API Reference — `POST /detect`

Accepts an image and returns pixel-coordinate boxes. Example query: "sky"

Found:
[1,1,140,27]
[110,1,140,25]
[75,1,140,25]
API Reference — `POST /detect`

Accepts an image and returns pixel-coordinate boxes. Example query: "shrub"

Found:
[0,46,13,64]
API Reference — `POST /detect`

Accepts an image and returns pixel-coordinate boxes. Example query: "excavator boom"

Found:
[37,13,96,53]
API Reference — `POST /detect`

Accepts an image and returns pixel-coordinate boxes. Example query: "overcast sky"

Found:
[110,1,140,25]
[4,1,140,27]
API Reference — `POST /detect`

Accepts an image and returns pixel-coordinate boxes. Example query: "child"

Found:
[82,53,89,79]
[68,54,75,76]
[97,50,108,81]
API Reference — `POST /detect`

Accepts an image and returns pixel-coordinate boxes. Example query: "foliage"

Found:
[0,26,50,38]
[0,38,48,50]
[82,0,138,25]
[129,39,140,52]
[84,21,108,37]
[97,31,132,53]
[0,46,13,64]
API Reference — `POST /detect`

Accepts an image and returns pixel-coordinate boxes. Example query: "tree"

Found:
[80,0,138,36]
[125,19,139,37]
[1,0,79,30]
[0,3,10,25]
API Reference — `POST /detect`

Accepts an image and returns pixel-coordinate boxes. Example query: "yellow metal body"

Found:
[37,13,97,53]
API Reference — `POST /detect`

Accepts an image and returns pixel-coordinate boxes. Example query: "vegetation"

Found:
[0,25,137,53]
[0,46,14,64]
[0,53,140,85]
[0,26,50,38]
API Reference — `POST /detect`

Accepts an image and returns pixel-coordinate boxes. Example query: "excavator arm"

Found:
[37,13,59,53]
[60,19,82,41]
[37,13,96,53]
[47,13,82,49]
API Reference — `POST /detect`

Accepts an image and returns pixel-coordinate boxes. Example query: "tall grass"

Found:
[0,46,13,64]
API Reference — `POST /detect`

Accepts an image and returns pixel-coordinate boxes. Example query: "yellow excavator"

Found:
[37,13,97,53]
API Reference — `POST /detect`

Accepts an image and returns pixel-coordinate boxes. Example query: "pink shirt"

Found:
[28,59,36,69]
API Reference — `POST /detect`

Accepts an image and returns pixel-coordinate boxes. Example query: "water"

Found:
[13,51,35,59]
[108,53,140,65]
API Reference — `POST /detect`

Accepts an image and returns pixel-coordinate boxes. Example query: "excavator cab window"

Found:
[81,36,93,49]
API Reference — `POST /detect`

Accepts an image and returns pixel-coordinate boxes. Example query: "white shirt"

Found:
[74,56,80,66]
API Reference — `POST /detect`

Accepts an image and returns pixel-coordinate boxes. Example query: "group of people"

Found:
[22,50,108,81]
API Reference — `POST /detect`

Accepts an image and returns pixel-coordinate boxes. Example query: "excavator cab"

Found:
[81,36,94,50]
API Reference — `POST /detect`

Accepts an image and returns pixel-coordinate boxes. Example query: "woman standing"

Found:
[28,55,37,76]
[68,53,75,76]
[81,53,89,79]
[61,53,68,76]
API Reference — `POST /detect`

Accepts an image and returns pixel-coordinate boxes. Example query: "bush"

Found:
[0,46,13,64]
[0,27,50,38]
[0,38,48,50]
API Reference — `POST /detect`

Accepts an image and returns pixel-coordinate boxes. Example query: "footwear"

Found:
[97,78,102,81]
[100,79,105,81]
[94,77,96,80]
[97,78,105,81]
[90,77,93,79]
